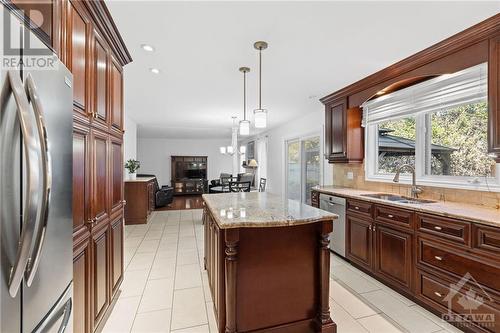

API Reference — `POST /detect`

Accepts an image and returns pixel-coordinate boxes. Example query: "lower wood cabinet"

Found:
[373,224,413,291]
[110,216,124,296]
[346,214,372,270]
[73,237,91,333]
[343,197,500,332]
[91,222,110,328]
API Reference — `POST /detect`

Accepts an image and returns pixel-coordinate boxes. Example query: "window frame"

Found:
[365,108,500,191]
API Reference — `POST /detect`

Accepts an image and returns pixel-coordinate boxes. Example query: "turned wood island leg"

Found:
[224,229,239,333]
[318,221,336,333]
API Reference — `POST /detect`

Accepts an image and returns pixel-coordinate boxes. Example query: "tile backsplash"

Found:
[331,164,500,209]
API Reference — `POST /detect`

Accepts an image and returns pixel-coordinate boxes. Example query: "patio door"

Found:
[285,135,321,204]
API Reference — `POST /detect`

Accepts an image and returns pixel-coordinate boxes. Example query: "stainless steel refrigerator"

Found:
[1,6,73,332]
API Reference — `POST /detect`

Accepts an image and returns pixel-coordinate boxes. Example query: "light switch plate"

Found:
[347,171,354,180]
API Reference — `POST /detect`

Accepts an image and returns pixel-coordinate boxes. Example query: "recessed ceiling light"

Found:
[150,68,160,74]
[141,44,155,52]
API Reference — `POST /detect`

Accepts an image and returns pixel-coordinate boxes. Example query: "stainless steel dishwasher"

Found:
[319,193,346,257]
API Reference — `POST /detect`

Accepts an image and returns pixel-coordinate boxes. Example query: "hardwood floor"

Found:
[156,195,204,211]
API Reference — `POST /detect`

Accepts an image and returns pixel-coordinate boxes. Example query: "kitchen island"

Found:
[202,192,337,333]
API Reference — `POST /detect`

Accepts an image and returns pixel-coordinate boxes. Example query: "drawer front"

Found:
[347,199,372,218]
[417,214,470,246]
[418,238,500,292]
[375,205,413,230]
[474,224,500,257]
[417,271,500,333]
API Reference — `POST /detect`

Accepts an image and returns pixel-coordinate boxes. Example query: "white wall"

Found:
[246,108,333,195]
[137,138,233,186]
[123,115,137,177]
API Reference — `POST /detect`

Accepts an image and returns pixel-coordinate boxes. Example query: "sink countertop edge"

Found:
[314,186,500,228]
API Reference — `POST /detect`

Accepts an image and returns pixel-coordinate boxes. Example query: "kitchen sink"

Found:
[360,193,436,204]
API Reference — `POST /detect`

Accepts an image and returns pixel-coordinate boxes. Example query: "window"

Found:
[286,135,321,203]
[364,63,499,189]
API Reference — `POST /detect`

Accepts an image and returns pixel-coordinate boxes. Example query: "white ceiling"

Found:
[106,1,499,139]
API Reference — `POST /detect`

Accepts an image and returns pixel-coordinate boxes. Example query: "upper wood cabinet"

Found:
[66,0,91,116]
[91,29,109,128]
[110,58,123,133]
[324,98,363,164]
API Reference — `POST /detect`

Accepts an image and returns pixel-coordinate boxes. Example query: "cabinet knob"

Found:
[372,225,376,232]
[354,206,359,210]
[434,256,443,261]
[369,225,372,231]
[434,291,442,298]
[387,214,394,218]
[434,226,442,231]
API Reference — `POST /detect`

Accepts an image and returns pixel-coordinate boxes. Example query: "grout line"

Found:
[168,210,182,333]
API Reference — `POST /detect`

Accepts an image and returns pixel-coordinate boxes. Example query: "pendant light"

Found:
[239,67,251,136]
[253,41,268,128]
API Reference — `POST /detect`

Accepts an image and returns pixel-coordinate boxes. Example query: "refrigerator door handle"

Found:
[24,73,52,287]
[33,283,72,333]
[1,71,41,298]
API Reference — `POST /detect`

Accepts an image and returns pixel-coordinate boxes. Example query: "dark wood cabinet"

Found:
[90,129,109,225]
[110,215,124,297]
[373,224,413,291]
[339,194,500,332]
[73,237,91,333]
[124,177,156,225]
[346,214,373,270]
[110,137,123,216]
[91,222,110,329]
[73,122,90,233]
[171,156,208,195]
[324,98,363,164]
[66,0,91,117]
[91,29,109,129]
[110,58,123,133]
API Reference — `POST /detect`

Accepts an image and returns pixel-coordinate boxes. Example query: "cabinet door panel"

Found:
[73,241,91,333]
[67,0,89,115]
[111,59,123,132]
[92,226,109,326]
[93,32,108,125]
[110,217,123,295]
[110,138,123,215]
[90,129,109,223]
[326,99,347,160]
[346,215,372,270]
[73,124,89,231]
[374,225,412,291]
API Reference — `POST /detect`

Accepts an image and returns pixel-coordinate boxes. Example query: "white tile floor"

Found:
[101,209,464,333]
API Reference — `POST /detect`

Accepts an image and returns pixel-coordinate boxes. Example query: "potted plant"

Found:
[125,159,140,180]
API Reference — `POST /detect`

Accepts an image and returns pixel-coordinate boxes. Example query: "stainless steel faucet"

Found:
[392,164,422,198]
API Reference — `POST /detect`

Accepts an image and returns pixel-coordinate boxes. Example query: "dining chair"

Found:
[259,178,267,192]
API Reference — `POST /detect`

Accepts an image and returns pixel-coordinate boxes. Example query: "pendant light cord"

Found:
[243,70,247,120]
[258,48,262,109]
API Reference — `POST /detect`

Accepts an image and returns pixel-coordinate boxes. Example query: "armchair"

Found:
[137,174,173,207]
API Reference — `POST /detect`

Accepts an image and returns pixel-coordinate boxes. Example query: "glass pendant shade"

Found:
[254,109,267,128]
[227,146,234,154]
[220,146,226,154]
[239,120,250,136]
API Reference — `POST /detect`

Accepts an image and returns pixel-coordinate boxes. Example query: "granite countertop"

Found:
[125,176,156,182]
[202,192,337,229]
[314,186,500,228]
